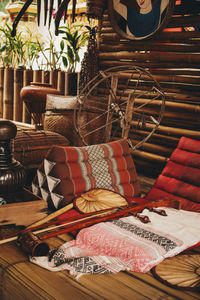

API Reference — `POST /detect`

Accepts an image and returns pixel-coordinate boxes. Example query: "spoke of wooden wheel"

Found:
[78,110,109,130]
[82,102,108,113]
[122,92,135,139]
[78,101,117,130]
[121,71,144,138]
[105,74,119,142]
[80,117,120,139]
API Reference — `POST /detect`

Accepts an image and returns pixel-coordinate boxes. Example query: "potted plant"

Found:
[59,22,89,96]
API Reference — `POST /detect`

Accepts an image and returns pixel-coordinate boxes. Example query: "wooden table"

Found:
[1,227,200,300]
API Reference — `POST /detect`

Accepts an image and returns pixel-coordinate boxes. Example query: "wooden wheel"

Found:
[152,254,200,291]
[74,65,165,150]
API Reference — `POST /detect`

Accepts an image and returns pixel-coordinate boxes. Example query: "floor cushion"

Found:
[32,139,141,210]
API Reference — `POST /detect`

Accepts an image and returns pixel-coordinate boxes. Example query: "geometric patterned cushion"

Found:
[32,139,141,210]
[145,136,200,212]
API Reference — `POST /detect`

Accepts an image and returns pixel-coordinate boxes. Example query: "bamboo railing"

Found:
[97,2,200,176]
[0,68,66,124]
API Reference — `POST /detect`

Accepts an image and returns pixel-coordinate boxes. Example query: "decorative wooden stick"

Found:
[0,205,120,245]
[27,203,73,229]
[0,199,181,245]
[40,199,180,240]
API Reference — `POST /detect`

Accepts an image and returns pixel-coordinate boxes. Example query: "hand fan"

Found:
[74,189,128,213]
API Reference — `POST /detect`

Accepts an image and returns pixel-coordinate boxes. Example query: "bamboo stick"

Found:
[3,68,13,120]
[100,60,200,70]
[132,149,168,164]
[96,86,200,104]
[33,70,42,83]
[160,118,199,130]
[130,121,200,138]
[96,68,200,85]
[22,69,32,124]
[150,69,200,76]
[27,203,74,229]
[42,70,49,83]
[134,158,165,175]
[100,33,120,42]
[168,15,200,28]
[0,68,4,118]
[128,130,179,146]
[131,140,173,156]
[49,70,58,89]
[100,43,200,53]
[99,51,200,64]
[133,98,200,114]
[151,30,200,41]
[13,68,23,122]
[57,70,65,95]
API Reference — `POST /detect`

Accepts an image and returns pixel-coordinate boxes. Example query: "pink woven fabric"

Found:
[46,207,200,277]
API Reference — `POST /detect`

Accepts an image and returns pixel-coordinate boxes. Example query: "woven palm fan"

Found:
[152,254,200,291]
[74,189,128,213]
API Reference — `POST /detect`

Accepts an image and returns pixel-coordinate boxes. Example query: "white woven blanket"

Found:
[30,208,200,279]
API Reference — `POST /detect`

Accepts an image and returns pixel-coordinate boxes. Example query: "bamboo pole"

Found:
[100,43,200,53]
[49,70,58,89]
[99,51,200,64]
[131,140,173,156]
[151,30,200,41]
[42,70,49,83]
[96,86,200,104]
[128,129,179,146]
[134,158,165,175]
[168,15,200,28]
[57,70,65,95]
[22,69,33,124]
[3,68,13,120]
[130,121,200,138]
[33,70,42,83]
[0,68,4,118]
[13,67,24,122]
[132,98,200,114]
[150,69,200,76]
[132,149,168,164]
[100,60,200,70]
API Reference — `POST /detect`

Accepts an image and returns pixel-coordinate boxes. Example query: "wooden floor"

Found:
[1,225,200,300]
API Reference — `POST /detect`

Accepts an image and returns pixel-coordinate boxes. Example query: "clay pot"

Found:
[20,82,61,129]
[20,82,61,114]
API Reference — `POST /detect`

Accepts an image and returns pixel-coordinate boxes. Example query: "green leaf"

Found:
[60,40,64,51]
[62,56,68,68]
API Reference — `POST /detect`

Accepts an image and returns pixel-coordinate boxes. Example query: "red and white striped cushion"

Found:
[32,139,140,210]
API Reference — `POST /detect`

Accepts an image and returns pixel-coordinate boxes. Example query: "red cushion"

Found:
[145,137,200,212]
[32,139,141,210]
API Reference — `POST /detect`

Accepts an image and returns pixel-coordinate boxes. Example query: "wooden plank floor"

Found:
[1,221,200,300]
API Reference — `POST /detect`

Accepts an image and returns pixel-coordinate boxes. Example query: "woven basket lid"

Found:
[152,253,200,291]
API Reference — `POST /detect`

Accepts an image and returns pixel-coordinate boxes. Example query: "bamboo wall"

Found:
[98,2,200,176]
